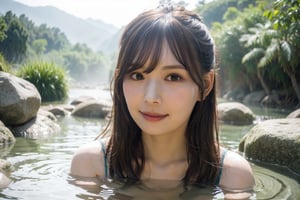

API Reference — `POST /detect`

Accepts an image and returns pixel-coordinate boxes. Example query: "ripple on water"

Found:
[253,164,300,199]
[2,100,299,199]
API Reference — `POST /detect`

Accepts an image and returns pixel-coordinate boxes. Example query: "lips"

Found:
[140,111,168,122]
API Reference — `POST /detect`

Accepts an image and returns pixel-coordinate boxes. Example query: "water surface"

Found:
[1,88,299,199]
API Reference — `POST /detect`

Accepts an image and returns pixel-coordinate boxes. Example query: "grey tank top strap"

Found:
[99,140,108,177]
[215,148,228,185]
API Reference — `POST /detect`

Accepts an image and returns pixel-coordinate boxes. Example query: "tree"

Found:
[264,0,300,104]
[32,39,47,55]
[240,22,276,96]
[0,11,28,63]
[196,0,257,27]
[19,14,36,44]
[0,17,7,42]
[242,0,300,104]
[211,6,265,94]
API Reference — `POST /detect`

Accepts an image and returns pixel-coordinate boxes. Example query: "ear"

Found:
[201,70,214,100]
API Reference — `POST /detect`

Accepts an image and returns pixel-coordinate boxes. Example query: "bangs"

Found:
[127,37,163,74]
[119,16,167,74]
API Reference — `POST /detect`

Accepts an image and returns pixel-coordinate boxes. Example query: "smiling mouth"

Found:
[140,111,168,122]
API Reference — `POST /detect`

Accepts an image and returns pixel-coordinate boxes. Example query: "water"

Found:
[0,88,299,199]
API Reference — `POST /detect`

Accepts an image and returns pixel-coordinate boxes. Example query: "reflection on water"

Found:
[0,89,299,199]
[69,177,254,200]
[253,164,300,199]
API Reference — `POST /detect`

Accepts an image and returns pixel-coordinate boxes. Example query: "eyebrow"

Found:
[138,64,186,73]
[162,65,186,70]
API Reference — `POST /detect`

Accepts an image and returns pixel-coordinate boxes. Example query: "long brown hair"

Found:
[102,6,220,185]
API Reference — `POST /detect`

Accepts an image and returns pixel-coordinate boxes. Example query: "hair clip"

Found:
[158,0,174,12]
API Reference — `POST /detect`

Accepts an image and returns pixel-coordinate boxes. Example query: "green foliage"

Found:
[196,0,300,105]
[196,0,257,27]
[223,7,239,21]
[0,17,7,42]
[264,0,300,33]
[0,11,28,63]
[242,0,300,103]
[32,39,47,55]
[18,14,70,53]
[0,53,10,72]
[17,61,68,102]
[211,6,265,92]
[0,10,112,85]
[36,24,70,53]
[62,43,110,84]
[241,48,265,64]
[263,0,300,69]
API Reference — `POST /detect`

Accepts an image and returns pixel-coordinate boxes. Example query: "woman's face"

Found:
[122,41,200,137]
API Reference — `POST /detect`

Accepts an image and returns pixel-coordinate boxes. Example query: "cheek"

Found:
[123,82,140,105]
[170,84,200,103]
[190,83,201,102]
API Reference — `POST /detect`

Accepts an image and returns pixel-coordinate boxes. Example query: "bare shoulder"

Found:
[70,140,106,178]
[219,150,255,191]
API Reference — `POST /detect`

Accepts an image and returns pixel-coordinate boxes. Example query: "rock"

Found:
[70,96,96,106]
[239,118,300,174]
[0,120,15,145]
[287,109,300,118]
[41,105,71,117]
[8,110,60,138]
[61,104,75,112]
[0,159,13,172]
[71,100,110,118]
[243,90,265,105]
[261,93,281,106]
[217,102,256,125]
[223,89,247,101]
[0,72,41,125]
[38,109,57,121]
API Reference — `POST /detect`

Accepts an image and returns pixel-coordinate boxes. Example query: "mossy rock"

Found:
[239,118,300,174]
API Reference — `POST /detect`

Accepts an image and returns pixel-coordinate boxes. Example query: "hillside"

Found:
[0,0,120,53]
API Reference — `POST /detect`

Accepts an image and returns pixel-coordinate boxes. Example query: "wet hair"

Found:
[102,6,220,185]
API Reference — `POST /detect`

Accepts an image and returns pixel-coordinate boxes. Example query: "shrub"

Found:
[17,61,68,102]
[0,54,10,72]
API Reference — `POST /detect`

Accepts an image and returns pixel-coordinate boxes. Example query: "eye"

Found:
[166,73,183,81]
[130,72,144,80]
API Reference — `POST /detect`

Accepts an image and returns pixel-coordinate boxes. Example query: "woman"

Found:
[70,5,254,193]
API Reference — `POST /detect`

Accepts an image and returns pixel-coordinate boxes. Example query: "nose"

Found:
[144,79,161,104]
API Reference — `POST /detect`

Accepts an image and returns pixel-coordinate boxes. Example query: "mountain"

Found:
[0,0,120,53]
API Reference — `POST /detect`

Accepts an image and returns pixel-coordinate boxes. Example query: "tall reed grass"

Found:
[17,61,68,102]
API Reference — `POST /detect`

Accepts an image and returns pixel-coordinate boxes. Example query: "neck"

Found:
[142,133,187,166]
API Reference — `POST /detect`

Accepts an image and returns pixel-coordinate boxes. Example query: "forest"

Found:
[0,10,112,85]
[197,0,300,107]
[0,0,299,107]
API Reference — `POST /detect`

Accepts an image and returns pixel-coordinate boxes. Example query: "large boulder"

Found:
[8,110,60,138]
[0,72,41,125]
[71,100,111,118]
[0,120,15,146]
[287,109,300,118]
[217,102,256,125]
[239,118,300,174]
[242,90,265,105]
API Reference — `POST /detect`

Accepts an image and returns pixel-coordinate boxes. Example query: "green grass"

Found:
[17,61,68,102]
[0,54,11,72]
